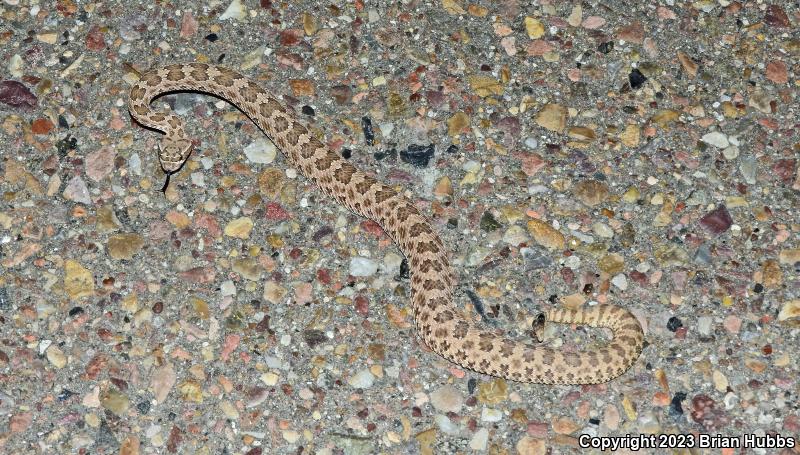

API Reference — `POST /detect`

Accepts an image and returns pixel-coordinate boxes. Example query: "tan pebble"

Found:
[516,436,547,455]
[572,180,609,206]
[447,112,470,136]
[263,281,287,303]
[64,259,94,300]
[179,380,203,403]
[224,217,254,238]
[107,233,145,260]
[433,176,453,197]
[100,389,130,416]
[120,436,141,455]
[598,253,625,274]
[778,299,800,322]
[567,126,596,142]
[779,249,800,265]
[551,416,580,435]
[478,379,508,404]
[524,17,545,38]
[46,345,67,369]
[526,219,564,250]
[535,104,567,131]
[233,258,262,281]
[619,124,640,147]
[165,210,191,228]
[712,370,729,392]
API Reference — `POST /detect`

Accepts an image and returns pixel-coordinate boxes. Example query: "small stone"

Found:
[778,299,800,322]
[179,380,203,403]
[477,379,507,404]
[598,253,624,274]
[516,436,546,455]
[535,104,567,131]
[349,257,378,277]
[712,370,728,392]
[108,233,145,260]
[628,68,647,89]
[46,345,67,368]
[62,176,92,205]
[525,17,545,39]
[469,428,489,451]
[762,259,782,288]
[697,316,713,336]
[611,273,628,291]
[430,385,464,413]
[582,16,606,29]
[232,258,261,281]
[101,389,130,416]
[447,112,470,136]
[0,80,37,109]
[434,414,459,435]
[224,217,254,239]
[433,176,453,197]
[468,75,504,97]
[592,222,614,238]
[502,225,530,246]
[219,0,245,20]
[64,259,94,300]
[573,180,609,206]
[347,369,375,388]
[722,146,739,160]
[526,219,564,250]
[150,363,176,404]
[779,249,800,265]
[552,416,580,435]
[701,132,729,148]
[765,60,788,84]
[698,205,732,236]
[480,211,502,232]
[263,281,287,303]
[764,5,789,27]
[400,144,435,167]
[86,147,116,181]
[244,138,277,164]
[481,408,503,422]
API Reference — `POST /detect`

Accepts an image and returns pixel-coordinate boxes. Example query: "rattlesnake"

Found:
[128,63,644,384]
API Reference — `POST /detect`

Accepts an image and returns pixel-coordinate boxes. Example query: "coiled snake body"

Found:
[129,63,644,384]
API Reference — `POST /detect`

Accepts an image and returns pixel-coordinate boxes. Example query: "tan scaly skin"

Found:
[129,63,645,384]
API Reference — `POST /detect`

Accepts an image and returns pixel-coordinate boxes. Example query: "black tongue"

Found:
[161,172,172,193]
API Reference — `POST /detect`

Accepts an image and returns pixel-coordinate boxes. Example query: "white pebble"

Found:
[481,407,503,422]
[244,138,277,164]
[220,280,236,296]
[697,316,713,336]
[722,146,739,160]
[347,369,375,388]
[190,172,205,187]
[219,0,245,20]
[469,428,489,450]
[591,222,614,238]
[434,414,460,435]
[429,385,464,413]
[349,257,378,276]
[524,137,539,149]
[611,273,628,291]
[701,131,729,148]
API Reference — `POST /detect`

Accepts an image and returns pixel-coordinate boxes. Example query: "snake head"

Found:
[158,136,193,173]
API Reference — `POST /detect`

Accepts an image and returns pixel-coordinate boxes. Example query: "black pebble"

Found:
[137,400,151,414]
[666,316,683,332]
[445,144,458,154]
[205,33,218,42]
[598,41,614,54]
[68,306,84,317]
[400,144,435,167]
[361,116,374,146]
[302,105,315,116]
[669,392,686,416]
[341,148,351,159]
[629,68,647,89]
[753,283,763,293]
